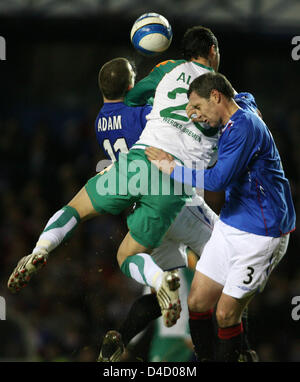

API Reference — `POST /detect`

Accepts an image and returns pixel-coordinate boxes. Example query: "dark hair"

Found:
[187,72,235,100]
[181,26,218,61]
[98,58,135,100]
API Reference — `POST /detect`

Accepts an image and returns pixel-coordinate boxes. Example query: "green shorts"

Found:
[85,149,190,248]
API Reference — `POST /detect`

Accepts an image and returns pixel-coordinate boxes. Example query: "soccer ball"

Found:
[130,12,173,56]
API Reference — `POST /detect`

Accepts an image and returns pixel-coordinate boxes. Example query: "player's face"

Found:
[188,91,222,128]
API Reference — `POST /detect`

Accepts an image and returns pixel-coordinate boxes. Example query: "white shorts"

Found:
[152,194,218,270]
[196,219,289,299]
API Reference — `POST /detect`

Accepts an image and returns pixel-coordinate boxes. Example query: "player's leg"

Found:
[211,221,287,361]
[178,198,257,360]
[117,231,181,326]
[98,230,169,361]
[188,270,223,361]
[118,238,189,334]
[98,210,185,360]
[240,234,290,362]
[68,185,100,220]
[113,150,187,329]
[98,292,161,362]
[215,292,253,362]
[8,156,141,293]
[8,153,141,293]
[117,232,163,290]
[118,291,161,347]
[7,187,99,292]
[98,240,189,362]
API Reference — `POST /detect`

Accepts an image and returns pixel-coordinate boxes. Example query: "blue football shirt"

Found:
[171,93,296,237]
[95,102,152,161]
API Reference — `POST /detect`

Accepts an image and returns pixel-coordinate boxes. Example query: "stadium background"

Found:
[0,0,299,362]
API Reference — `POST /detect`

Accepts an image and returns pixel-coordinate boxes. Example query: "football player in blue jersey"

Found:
[146,72,296,362]
[95,57,152,163]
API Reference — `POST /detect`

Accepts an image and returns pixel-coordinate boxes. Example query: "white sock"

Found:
[32,205,80,254]
[120,253,164,290]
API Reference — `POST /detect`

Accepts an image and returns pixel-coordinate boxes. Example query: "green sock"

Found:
[120,253,164,290]
[32,205,80,254]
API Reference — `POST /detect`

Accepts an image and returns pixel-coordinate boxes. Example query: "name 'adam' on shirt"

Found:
[97,115,122,132]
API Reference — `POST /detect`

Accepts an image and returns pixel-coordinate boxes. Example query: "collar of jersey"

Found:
[221,108,242,134]
[102,101,124,106]
[191,61,214,72]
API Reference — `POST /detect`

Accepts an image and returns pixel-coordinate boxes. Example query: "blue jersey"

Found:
[172,93,296,237]
[95,102,152,161]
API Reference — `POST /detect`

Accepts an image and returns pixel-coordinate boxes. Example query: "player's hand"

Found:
[7,249,49,293]
[145,147,176,175]
[186,103,201,123]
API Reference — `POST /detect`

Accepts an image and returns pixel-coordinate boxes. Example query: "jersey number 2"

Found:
[159,87,218,137]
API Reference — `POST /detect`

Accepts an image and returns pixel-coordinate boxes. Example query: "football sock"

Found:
[216,322,244,361]
[32,206,81,254]
[189,309,214,361]
[119,293,161,347]
[120,253,164,290]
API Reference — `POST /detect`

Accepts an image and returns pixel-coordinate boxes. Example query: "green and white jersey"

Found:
[125,59,219,166]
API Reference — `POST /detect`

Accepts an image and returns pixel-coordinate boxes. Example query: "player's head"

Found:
[182,26,220,71]
[187,72,235,128]
[98,58,136,101]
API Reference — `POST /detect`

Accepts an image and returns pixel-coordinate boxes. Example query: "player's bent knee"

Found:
[187,271,222,313]
[117,231,150,267]
[187,291,210,313]
[215,307,240,328]
[187,293,200,312]
[68,187,99,221]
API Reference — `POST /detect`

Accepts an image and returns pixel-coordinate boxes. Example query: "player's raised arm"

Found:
[124,60,179,107]
[124,66,160,107]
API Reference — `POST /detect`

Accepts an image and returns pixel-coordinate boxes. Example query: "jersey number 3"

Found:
[243,266,255,285]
